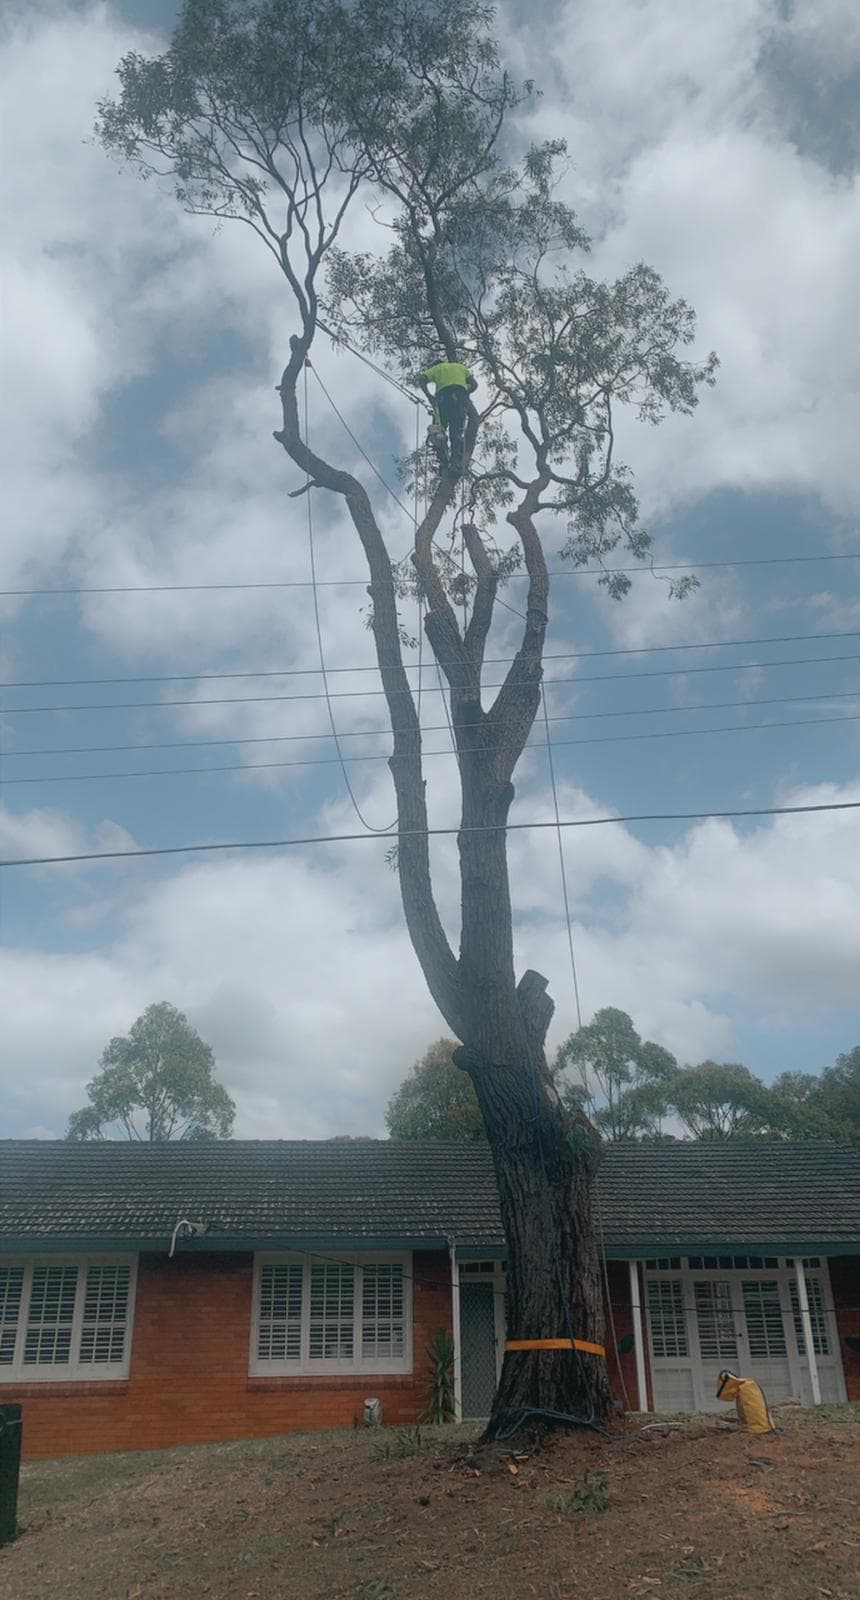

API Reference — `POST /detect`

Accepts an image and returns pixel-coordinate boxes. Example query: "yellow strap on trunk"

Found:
[505,1338,606,1356]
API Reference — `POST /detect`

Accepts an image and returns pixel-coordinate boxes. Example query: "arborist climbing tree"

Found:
[97,0,717,1441]
[416,355,478,473]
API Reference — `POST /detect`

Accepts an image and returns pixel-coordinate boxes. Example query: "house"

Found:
[1,1138,858,1460]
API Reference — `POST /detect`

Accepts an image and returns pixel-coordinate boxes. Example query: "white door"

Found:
[644,1257,845,1413]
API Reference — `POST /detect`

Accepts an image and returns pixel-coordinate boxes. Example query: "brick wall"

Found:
[830,1254,860,1402]
[2,1250,452,1461]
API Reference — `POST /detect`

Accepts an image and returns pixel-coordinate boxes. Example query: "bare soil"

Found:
[3,1406,858,1600]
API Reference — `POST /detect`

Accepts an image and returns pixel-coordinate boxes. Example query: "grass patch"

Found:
[538,1471,610,1516]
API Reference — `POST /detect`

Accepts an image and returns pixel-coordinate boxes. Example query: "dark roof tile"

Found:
[1,1139,858,1253]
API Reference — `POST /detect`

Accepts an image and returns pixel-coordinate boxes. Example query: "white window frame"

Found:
[0,1255,137,1383]
[250,1252,413,1377]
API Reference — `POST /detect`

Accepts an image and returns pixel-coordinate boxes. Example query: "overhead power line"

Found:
[6,687,857,760]
[3,711,860,787]
[2,551,858,598]
[4,649,859,715]
[3,799,858,870]
[3,627,859,690]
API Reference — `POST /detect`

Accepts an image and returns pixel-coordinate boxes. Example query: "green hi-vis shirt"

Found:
[422,361,472,391]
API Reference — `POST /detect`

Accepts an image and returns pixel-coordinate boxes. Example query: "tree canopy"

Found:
[553,1007,677,1141]
[66,1002,235,1142]
[386,1037,485,1141]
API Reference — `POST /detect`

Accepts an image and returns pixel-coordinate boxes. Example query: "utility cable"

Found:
[7,688,858,760]
[315,317,419,403]
[10,711,858,788]
[4,551,859,598]
[3,799,857,869]
[303,363,397,835]
[11,626,858,689]
[540,685,583,1034]
[5,649,859,715]
[307,361,415,520]
[539,690,630,1414]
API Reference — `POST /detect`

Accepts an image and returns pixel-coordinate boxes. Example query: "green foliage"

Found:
[538,1472,609,1515]
[421,1330,456,1424]
[554,1008,860,1145]
[97,0,716,600]
[554,1008,677,1141]
[371,1425,427,1461]
[670,1061,785,1141]
[771,1048,860,1145]
[66,1002,235,1142]
[386,1038,486,1141]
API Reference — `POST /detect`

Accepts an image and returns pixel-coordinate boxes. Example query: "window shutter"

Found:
[361,1263,405,1360]
[23,1265,78,1365]
[0,1266,24,1365]
[309,1263,354,1361]
[741,1280,787,1358]
[79,1264,131,1364]
[257,1263,303,1362]
[646,1278,688,1358]
[694,1279,738,1361]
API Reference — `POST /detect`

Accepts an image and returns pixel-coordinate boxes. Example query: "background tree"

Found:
[771,1048,860,1145]
[554,1008,677,1141]
[386,1038,485,1141]
[98,0,715,1436]
[67,1002,235,1142]
[669,1060,781,1141]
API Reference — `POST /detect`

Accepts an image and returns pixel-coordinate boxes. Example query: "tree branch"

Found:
[484,473,551,780]
[274,335,466,1035]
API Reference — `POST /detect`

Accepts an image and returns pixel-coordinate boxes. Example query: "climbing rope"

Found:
[302,365,398,835]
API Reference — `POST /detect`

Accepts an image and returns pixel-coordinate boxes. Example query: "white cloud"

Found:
[3,773,859,1133]
[0,803,136,867]
[2,2,858,1140]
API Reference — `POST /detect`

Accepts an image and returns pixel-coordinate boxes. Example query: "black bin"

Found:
[0,1404,23,1547]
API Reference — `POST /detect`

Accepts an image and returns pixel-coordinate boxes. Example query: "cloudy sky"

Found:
[1,0,859,1140]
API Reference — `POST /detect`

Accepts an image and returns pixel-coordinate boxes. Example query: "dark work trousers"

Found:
[435,384,468,458]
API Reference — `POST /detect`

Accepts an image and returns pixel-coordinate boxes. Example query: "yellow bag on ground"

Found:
[716,1369,776,1433]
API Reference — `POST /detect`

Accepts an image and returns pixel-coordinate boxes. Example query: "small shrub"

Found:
[371,1425,427,1461]
[421,1330,456,1424]
[538,1471,609,1516]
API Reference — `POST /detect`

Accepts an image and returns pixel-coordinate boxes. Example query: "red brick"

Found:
[1,1250,453,1460]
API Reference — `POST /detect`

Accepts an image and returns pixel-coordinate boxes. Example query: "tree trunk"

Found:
[452,768,612,1439]
[467,1047,612,1438]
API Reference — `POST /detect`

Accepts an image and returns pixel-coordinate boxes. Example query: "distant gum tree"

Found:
[97,0,715,1435]
[386,1038,485,1142]
[67,1001,235,1142]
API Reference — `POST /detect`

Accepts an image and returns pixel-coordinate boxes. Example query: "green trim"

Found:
[3,1235,855,1260]
[0,1233,457,1256]
[602,1241,859,1260]
[454,1244,507,1261]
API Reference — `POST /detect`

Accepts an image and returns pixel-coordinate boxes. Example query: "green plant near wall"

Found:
[421,1330,456,1424]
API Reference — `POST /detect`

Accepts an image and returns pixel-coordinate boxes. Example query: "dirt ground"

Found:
[3,1406,858,1600]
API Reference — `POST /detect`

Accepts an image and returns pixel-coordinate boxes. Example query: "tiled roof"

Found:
[1,1138,858,1254]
